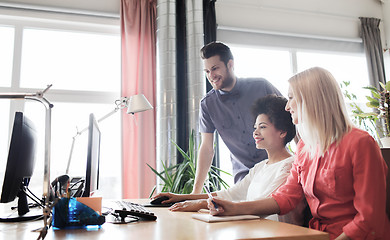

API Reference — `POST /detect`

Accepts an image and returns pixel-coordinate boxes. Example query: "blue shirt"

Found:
[199,78,282,183]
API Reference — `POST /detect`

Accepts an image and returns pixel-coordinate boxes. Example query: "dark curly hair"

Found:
[251,94,296,145]
[200,41,234,66]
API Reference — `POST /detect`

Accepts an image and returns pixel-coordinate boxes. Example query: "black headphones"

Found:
[49,175,70,200]
[51,175,70,187]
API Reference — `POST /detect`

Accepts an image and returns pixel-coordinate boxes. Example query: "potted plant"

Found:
[340,81,379,142]
[147,130,231,196]
[362,82,390,147]
[341,81,390,147]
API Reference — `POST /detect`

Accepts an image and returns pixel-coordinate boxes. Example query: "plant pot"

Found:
[380,148,390,220]
[381,137,390,148]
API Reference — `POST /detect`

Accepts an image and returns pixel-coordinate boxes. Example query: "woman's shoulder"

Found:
[279,156,295,165]
[334,128,380,156]
[267,156,295,171]
[279,156,295,172]
[252,159,268,169]
[342,128,376,145]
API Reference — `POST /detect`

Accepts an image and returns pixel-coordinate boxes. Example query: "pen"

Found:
[203,185,219,210]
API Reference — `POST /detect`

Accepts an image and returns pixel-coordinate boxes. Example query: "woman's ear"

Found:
[280,131,287,139]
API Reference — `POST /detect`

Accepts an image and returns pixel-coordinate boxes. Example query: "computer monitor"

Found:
[0,112,42,222]
[82,113,101,197]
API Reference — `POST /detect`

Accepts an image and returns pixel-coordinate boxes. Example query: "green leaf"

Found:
[379,82,386,90]
[367,101,380,108]
[353,112,378,118]
[366,96,378,102]
[171,140,191,162]
[149,185,157,198]
[146,163,168,184]
[371,91,381,99]
[363,86,379,92]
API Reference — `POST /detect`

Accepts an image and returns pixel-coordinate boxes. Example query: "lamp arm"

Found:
[65,104,122,175]
[25,97,53,201]
[0,85,53,237]
[0,84,53,99]
[97,107,120,123]
[0,93,37,98]
[66,136,76,175]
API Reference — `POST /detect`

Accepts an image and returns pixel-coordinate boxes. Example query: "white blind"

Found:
[0,0,119,18]
[218,26,364,54]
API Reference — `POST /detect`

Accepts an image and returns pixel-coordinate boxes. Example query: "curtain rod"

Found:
[0,2,119,19]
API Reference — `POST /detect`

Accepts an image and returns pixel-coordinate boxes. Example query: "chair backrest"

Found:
[380,148,390,220]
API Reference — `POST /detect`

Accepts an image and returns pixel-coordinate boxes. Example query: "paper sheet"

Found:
[192,213,260,223]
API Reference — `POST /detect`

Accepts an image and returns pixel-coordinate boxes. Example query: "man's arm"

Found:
[192,132,215,194]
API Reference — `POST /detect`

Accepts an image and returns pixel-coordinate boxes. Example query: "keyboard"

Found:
[111,200,157,221]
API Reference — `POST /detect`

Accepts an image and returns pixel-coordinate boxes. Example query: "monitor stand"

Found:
[0,209,43,222]
[0,189,43,222]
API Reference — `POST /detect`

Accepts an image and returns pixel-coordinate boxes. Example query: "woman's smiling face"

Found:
[253,114,285,151]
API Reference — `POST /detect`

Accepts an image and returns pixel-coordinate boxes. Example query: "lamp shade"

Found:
[126,94,153,114]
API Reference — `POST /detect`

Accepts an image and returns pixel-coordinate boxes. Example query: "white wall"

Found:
[216,0,384,42]
[381,0,390,48]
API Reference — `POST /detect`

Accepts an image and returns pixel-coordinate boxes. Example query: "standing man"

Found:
[192,41,282,193]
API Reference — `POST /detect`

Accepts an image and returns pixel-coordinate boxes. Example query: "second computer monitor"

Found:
[82,113,101,197]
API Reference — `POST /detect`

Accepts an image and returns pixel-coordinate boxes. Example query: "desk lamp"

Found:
[65,94,153,174]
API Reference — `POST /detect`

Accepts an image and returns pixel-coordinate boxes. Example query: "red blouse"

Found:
[272,128,390,239]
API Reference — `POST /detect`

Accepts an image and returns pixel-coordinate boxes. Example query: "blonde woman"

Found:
[208,67,390,240]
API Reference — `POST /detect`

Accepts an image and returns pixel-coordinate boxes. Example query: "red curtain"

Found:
[121,0,156,198]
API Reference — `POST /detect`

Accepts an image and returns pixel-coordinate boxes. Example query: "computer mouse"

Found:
[150,196,170,205]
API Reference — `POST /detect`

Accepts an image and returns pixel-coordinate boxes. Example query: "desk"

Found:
[0,199,329,240]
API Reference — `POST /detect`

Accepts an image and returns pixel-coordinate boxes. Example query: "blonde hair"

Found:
[289,67,353,157]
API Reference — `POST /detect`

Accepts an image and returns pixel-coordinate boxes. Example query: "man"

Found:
[192,41,282,193]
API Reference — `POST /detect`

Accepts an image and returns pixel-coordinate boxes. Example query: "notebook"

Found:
[192,213,260,223]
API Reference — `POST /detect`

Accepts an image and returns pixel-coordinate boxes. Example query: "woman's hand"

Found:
[151,192,183,204]
[207,197,239,216]
[335,233,351,240]
[169,199,207,212]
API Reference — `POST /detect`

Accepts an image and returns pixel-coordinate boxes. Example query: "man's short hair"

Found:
[200,41,234,66]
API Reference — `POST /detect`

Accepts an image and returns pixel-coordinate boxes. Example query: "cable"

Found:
[69,179,85,190]
[26,187,45,204]
[24,187,45,208]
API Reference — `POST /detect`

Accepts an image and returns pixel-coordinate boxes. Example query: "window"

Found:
[0,11,121,199]
[0,26,14,87]
[20,28,120,91]
[296,51,370,102]
[230,46,293,97]
[218,44,370,186]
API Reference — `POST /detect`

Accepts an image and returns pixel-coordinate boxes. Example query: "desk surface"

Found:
[0,199,329,240]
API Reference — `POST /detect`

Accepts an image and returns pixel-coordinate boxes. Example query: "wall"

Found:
[381,0,390,48]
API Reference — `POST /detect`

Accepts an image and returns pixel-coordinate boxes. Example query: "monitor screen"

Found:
[0,112,42,222]
[82,113,101,197]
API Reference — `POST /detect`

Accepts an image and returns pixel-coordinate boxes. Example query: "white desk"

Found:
[0,199,329,240]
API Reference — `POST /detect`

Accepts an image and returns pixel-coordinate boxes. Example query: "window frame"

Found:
[216,27,369,185]
[0,8,122,198]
